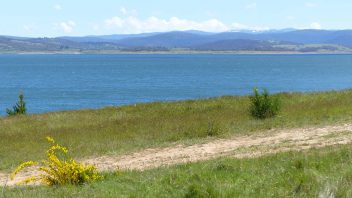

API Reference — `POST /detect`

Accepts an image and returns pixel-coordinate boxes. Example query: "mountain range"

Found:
[1,29,352,53]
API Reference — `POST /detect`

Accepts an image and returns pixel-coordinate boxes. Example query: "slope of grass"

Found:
[4,144,352,197]
[2,90,352,171]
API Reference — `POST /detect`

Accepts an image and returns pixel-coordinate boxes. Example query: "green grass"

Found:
[2,89,352,171]
[4,144,352,197]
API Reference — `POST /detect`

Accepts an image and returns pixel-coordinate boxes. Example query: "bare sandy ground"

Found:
[2,123,352,186]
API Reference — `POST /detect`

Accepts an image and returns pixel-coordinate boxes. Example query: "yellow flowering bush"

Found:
[11,137,102,186]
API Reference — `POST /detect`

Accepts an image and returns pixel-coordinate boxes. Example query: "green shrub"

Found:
[6,92,26,116]
[184,182,219,198]
[206,121,220,137]
[249,88,280,119]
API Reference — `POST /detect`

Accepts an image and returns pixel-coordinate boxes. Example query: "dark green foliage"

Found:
[184,183,218,198]
[249,88,280,119]
[206,121,220,137]
[184,174,219,198]
[6,93,27,116]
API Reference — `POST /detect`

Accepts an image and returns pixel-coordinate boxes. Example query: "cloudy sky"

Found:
[0,0,351,37]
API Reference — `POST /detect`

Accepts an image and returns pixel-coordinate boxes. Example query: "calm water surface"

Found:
[1,54,352,115]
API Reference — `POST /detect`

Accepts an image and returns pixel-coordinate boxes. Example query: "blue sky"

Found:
[1,0,351,37]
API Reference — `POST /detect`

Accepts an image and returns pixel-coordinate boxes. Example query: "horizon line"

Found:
[2,28,352,39]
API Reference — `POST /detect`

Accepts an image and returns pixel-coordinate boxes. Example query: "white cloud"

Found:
[310,22,321,29]
[104,15,268,34]
[23,25,34,32]
[105,16,229,33]
[59,21,76,33]
[105,17,124,28]
[246,3,257,9]
[119,7,137,16]
[305,2,317,7]
[120,7,128,15]
[54,4,62,11]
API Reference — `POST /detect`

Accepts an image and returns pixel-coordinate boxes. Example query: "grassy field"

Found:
[4,144,352,197]
[2,89,352,172]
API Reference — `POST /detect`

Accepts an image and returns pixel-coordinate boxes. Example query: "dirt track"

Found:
[2,123,352,186]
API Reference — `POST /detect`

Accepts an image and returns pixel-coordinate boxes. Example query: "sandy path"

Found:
[2,123,352,186]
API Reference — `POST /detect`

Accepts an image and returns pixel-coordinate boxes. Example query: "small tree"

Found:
[249,88,280,119]
[7,92,27,116]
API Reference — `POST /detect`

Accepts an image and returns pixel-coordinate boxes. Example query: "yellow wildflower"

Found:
[11,137,102,186]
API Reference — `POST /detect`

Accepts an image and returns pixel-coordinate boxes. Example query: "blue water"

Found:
[1,54,352,115]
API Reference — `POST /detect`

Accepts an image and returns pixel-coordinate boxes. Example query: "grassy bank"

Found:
[1,89,352,171]
[4,144,352,197]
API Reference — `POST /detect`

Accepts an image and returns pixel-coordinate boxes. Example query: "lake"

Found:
[1,54,352,115]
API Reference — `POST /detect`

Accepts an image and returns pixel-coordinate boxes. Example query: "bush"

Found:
[249,88,280,119]
[6,92,26,116]
[206,121,221,137]
[11,137,102,186]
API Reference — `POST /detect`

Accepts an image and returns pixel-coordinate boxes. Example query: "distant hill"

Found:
[113,29,352,48]
[1,29,352,53]
[114,31,212,48]
[192,39,280,51]
[0,36,121,52]
[59,32,160,43]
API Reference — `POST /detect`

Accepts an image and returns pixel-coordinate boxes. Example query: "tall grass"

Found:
[5,144,352,197]
[1,90,352,171]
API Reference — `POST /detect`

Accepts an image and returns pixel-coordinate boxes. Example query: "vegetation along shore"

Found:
[1,89,352,197]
